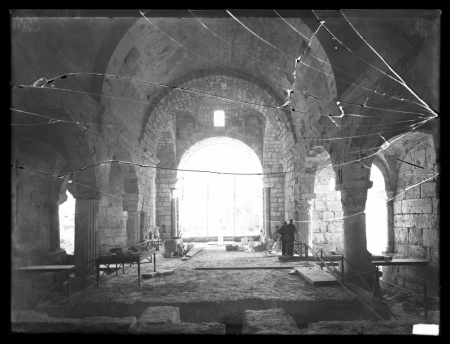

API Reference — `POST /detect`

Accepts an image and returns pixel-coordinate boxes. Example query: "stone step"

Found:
[242,308,303,335]
[295,266,339,286]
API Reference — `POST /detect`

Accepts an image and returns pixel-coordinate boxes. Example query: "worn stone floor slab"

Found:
[62,245,349,305]
[137,306,180,325]
[242,308,303,335]
[132,322,226,334]
[302,320,417,335]
[11,311,137,334]
[295,266,339,286]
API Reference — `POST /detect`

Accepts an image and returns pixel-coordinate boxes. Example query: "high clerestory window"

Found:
[214,110,225,127]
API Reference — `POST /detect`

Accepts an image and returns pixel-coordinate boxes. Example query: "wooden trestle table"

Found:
[96,248,156,287]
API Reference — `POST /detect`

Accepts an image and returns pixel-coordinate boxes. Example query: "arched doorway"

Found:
[366,164,388,255]
[177,137,263,238]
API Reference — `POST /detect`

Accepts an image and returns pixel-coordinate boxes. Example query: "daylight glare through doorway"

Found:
[177,137,263,238]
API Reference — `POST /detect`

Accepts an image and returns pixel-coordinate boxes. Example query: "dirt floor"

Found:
[68,242,352,305]
[39,241,438,329]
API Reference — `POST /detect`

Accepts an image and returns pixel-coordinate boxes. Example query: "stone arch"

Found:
[178,136,262,172]
[12,91,102,199]
[140,69,297,154]
[112,149,142,212]
[11,137,70,258]
[101,15,336,144]
[377,130,439,296]
[370,154,394,252]
[176,111,196,140]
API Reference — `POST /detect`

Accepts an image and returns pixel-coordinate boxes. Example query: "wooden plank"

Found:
[13,265,75,272]
[295,266,339,286]
[185,247,203,258]
[372,259,430,266]
[195,266,294,270]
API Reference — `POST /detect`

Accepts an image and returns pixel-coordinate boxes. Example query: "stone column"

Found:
[126,211,141,246]
[264,187,271,237]
[74,199,99,276]
[385,190,395,253]
[170,188,178,238]
[140,211,147,241]
[49,204,61,252]
[337,180,377,287]
[297,199,313,245]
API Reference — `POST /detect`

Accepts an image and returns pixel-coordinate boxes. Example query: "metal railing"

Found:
[302,244,430,321]
[302,244,393,321]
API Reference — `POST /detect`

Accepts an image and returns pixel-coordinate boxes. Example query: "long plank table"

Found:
[96,248,156,287]
[13,265,75,273]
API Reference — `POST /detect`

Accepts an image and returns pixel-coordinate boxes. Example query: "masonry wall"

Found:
[98,162,127,254]
[12,140,58,262]
[263,123,285,231]
[155,125,177,239]
[382,135,439,297]
[311,165,344,255]
[175,104,265,165]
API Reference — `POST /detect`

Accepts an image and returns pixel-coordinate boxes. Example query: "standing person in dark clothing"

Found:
[285,219,296,256]
[277,221,288,256]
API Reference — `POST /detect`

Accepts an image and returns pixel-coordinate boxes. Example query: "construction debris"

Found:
[253,243,267,252]
[195,266,293,270]
[181,246,204,260]
[141,270,174,279]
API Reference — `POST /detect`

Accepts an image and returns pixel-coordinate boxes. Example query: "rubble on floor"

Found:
[302,320,416,335]
[132,322,226,334]
[11,311,137,334]
[242,308,303,335]
[136,306,180,325]
[11,307,226,334]
[142,270,174,278]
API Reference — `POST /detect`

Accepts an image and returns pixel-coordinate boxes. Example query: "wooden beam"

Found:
[195,266,294,270]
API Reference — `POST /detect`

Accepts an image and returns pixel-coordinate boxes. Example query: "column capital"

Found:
[335,180,373,191]
[67,181,101,199]
[338,183,372,214]
[296,199,314,212]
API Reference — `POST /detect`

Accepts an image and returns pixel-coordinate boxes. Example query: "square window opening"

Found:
[214,110,225,127]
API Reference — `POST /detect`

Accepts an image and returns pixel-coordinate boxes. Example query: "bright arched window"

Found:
[366,164,388,255]
[59,191,75,255]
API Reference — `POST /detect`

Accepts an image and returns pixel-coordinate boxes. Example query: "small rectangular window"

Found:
[214,110,225,127]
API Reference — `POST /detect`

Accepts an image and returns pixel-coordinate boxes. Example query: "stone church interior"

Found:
[11,9,440,334]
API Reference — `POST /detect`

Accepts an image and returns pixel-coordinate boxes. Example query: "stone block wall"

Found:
[383,135,439,297]
[263,123,285,229]
[175,104,264,166]
[98,162,127,253]
[155,123,177,239]
[137,162,156,240]
[11,140,58,260]
[155,169,176,239]
[311,165,344,255]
